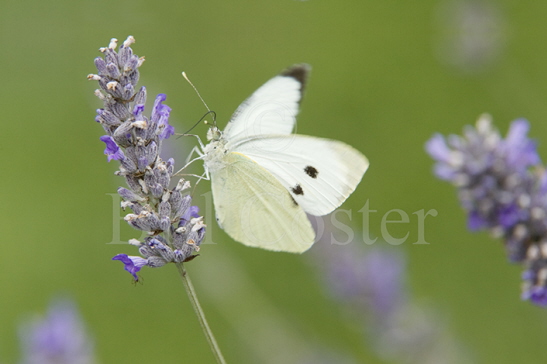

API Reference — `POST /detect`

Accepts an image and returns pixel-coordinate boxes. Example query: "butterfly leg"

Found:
[175,150,206,176]
[173,134,207,176]
[193,169,210,184]
[184,145,204,165]
[181,133,206,151]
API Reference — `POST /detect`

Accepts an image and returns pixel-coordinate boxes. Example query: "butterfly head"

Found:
[206,125,222,142]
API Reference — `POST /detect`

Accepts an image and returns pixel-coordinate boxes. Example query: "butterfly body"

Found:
[202,65,369,253]
[202,128,228,172]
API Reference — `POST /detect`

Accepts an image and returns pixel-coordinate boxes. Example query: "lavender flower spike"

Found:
[88,36,206,281]
[426,114,547,306]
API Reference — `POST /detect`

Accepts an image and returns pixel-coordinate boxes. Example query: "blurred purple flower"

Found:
[426,114,547,306]
[435,0,505,73]
[310,217,406,323]
[310,217,471,363]
[18,298,95,364]
[325,244,406,321]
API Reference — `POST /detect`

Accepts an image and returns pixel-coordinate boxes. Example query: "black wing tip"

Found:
[281,64,311,85]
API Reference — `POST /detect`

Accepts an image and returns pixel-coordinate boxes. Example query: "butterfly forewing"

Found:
[223,64,309,143]
[233,135,369,216]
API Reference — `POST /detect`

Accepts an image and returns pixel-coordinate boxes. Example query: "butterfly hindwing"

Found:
[210,151,315,253]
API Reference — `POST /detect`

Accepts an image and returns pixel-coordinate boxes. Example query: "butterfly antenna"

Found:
[182,72,216,126]
[180,110,217,135]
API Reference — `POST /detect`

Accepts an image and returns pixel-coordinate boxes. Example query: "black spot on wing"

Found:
[304,166,318,179]
[292,184,304,195]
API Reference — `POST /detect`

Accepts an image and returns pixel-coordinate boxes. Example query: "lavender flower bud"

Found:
[117,187,144,202]
[134,87,146,105]
[95,109,121,127]
[155,162,171,189]
[111,121,133,147]
[94,57,108,75]
[158,201,171,220]
[124,175,143,194]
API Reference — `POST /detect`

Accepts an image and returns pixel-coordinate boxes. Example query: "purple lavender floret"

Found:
[99,135,124,161]
[426,114,547,306]
[112,254,148,280]
[18,298,95,364]
[151,94,175,140]
[88,37,205,281]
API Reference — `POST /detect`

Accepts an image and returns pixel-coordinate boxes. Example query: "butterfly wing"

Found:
[223,64,309,142]
[210,151,315,253]
[232,135,369,216]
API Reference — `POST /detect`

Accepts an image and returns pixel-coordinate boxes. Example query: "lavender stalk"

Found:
[87,36,225,363]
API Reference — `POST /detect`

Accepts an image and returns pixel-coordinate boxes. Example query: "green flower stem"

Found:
[176,263,226,364]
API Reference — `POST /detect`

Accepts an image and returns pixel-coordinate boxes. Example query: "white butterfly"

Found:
[200,64,369,253]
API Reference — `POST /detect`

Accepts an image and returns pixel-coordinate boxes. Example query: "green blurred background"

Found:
[3,0,547,362]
